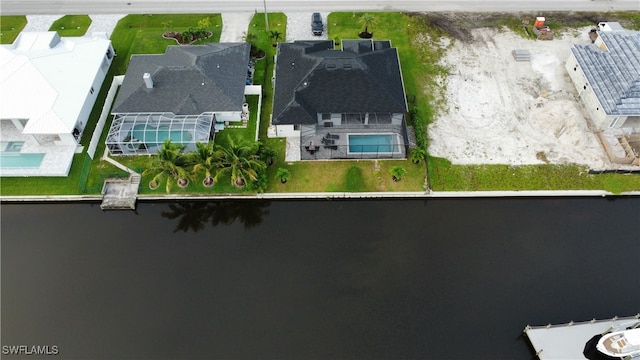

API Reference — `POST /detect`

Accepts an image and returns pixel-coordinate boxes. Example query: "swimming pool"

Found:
[0,153,45,168]
[348,134,400,153]
[131,124,193,147]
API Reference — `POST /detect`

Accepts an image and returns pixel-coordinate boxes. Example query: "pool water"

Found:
[0,153,45,168]
[131,125,193,146]
[348,134,399,153]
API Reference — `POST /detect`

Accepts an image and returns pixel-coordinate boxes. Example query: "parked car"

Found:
[311,13,323,36]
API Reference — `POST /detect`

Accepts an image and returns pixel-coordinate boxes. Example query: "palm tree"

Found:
[410,148,427,164]
[390,166,407,182]
[257,142,276,166]
[277,168,290,183]
[142,139,191,193]
[358,13,376,37]
[242,31,264,58]
[242,31,257,44]
[190,142,217,187]
[269,30,282,46]
[214,135,266,188]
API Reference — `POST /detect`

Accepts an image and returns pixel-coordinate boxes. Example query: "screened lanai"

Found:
[106,113,215,155]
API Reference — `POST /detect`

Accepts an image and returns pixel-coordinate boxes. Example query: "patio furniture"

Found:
[326,133,339,140]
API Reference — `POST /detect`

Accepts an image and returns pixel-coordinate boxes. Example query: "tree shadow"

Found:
[161,200,271,233]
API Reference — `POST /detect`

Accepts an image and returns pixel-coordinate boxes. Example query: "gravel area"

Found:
[286,12,329,41]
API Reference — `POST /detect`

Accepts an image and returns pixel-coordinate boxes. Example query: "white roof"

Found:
[0,31,111,134]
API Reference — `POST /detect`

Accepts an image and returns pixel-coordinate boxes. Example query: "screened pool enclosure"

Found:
[106,113,215,155]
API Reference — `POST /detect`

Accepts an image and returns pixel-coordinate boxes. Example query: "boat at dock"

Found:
[524,314,640,360]
[596,328,640,359]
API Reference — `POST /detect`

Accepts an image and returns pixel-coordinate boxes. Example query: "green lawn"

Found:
[428,156,640,193]
[49,15,91,36]
[0,16,27,44]
[265,158,425,193]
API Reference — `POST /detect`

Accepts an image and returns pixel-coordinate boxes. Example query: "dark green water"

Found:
[2,198,639,359]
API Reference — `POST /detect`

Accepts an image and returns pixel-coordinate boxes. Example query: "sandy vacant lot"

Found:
[428,26,611,168]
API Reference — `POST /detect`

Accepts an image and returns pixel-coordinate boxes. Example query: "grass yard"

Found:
[109,14,222,74]
[266,159,425,193]
[428,156,640,193]
[0,16,27,44]
[49,15,91,36]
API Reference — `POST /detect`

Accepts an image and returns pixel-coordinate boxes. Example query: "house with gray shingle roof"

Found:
[566,23,640,130]
[106,42,256,155]
[270,40,409,160]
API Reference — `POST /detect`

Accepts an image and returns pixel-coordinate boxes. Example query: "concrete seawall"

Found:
[2,189,639,204]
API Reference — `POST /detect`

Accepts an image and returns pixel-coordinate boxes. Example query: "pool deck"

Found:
[0,121,78,177]
[299,126,407,160]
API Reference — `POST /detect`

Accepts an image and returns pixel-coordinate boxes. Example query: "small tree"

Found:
[358,13,377,37]
[181,29,194,44]
[389,166,406,182]
[410,148,427,164]
[161,20,173,33]
[277,168,290,184]
[269,30,282,47]
[197,17,210,30]
[243,32,264,58]
[242,31,257,44]
[257,142,276,166]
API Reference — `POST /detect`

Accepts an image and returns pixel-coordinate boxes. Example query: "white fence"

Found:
[87,75,124,159]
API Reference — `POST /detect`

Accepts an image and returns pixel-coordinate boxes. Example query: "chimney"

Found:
[143,73,153,89]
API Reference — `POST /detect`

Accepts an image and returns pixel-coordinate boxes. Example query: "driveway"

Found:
[220,12,254,42]
[285,12,329,41]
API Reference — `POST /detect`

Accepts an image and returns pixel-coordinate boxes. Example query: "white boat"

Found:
[524,314,640,360]
[596,328,640,358]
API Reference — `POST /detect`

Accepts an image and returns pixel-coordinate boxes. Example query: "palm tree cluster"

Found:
[142,136,271,193]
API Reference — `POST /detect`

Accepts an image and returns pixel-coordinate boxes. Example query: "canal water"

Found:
[2,198,639,359]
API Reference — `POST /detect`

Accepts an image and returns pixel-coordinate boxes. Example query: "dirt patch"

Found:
[427,25,610,167]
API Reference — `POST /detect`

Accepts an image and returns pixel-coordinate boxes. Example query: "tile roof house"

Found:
[270,40,409,160]
[0,31,114,176]
[107,42,256,155]
[566,23,640,130]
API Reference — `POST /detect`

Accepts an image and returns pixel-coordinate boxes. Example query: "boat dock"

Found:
[524,314,640,359]
[100,174,140,210]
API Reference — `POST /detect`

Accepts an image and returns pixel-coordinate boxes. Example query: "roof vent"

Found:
[143,73,153,89]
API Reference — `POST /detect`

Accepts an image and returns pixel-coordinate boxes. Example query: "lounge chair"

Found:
[321,138,335,145]
[326,133,339,140]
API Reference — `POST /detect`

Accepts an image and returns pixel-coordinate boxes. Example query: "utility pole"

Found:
[263,0,270,32]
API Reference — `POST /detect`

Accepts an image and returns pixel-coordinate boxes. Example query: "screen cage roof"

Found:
[106,113,214,155]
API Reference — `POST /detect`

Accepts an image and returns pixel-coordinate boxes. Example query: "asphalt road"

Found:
[1,0,638,15]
